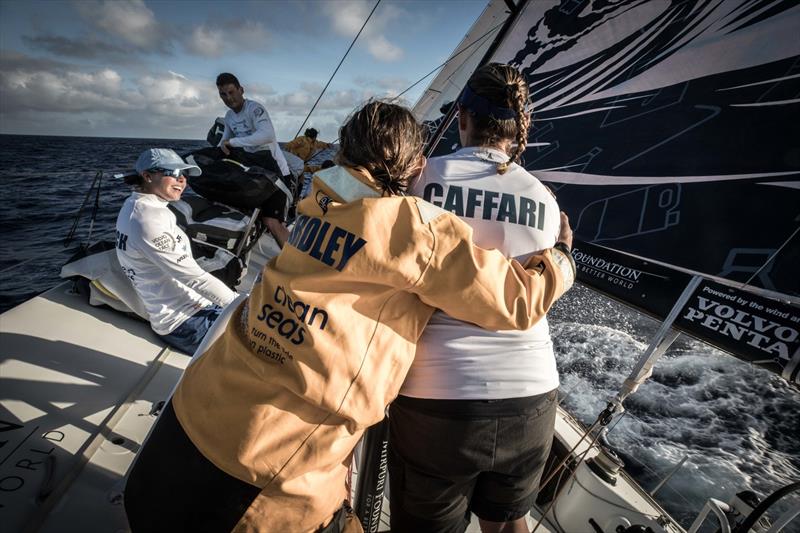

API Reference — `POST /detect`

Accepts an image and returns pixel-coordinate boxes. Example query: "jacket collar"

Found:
[314,166,382,203]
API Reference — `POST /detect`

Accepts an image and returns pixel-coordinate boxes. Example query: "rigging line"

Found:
[741,224,800,290]
[532,427,604,533]
[603,409,698,511]
[537,415,603,491]
[390,18,507,102]
[293,0,382,139]
[0,229,117,275]
[64,171,102,248]
[297,17,508,166]
[5,170,97,177]
[0,255,46,276]
[572,476,664,519]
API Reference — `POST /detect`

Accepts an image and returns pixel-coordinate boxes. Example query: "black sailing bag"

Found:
[184,147,285,211]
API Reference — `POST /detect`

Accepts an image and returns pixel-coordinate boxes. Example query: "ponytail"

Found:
[460,63,531,174]
[336,100,424,196]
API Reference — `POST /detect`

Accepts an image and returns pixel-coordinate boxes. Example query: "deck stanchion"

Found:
[353,417,390,532]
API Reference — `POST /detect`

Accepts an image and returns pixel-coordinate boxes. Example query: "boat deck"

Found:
[1,236,681,532]
[0,281,191,532]
[0,281,556,532]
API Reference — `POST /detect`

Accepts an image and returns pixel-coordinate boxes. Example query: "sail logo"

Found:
[682,286,799,361]
[571,248,642,289]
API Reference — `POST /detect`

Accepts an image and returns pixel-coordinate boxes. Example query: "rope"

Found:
[293,0,382,139]
[742,224,799,288]
[532,422,604,532]
[296,17,507,166]
[64,171,103,248]
[5,170,97,177]
[0,229,117,276]
[390,19,506,102]
[0,255,48,275]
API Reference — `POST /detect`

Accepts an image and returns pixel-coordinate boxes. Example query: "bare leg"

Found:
[479,516,530,533]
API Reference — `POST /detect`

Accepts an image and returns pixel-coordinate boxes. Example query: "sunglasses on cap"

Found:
[148,167,184,178]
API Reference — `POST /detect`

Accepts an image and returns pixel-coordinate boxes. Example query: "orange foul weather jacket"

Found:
[172,165,576,532]
[283,135,331,174]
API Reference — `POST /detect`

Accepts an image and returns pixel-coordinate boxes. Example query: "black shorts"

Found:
[388,390,557,532]
[124,400,261,531]
[125,401,358,532]
[260,185,290,221]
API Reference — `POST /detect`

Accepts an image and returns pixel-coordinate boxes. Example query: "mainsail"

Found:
[415,0,800,386]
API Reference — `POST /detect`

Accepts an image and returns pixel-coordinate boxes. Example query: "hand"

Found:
[557,211,573,250]
[263,216,290,248]
[221,140,231,156]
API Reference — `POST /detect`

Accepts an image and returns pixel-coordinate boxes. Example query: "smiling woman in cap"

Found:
[116,148,237,354]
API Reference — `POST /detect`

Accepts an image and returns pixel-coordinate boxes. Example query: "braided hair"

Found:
[461,63,531,174]
[336,100,424,196]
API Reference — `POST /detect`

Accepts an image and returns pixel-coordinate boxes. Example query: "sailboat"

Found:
[1,0,798,532]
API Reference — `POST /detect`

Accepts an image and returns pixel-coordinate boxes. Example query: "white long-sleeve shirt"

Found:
[219,99,290,176]
[401,146,562,399]
[115,192,237,335]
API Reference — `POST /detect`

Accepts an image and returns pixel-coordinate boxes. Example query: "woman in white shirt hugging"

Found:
[389,63,575,533]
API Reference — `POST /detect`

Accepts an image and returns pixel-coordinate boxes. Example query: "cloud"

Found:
[22,0,169,61]
[182,20,271,58]
[322,0,405,62]
[366,36,403,62]
[22,15,269,62]
[0,50,70,72]
[0,51,406,141]
[353,75,411,94]
[73,0,163,51]
[1,62,131,113]
[22,34,137,62]
[227,20,271,49]
[184,25,226,58]
[0,52,217,126]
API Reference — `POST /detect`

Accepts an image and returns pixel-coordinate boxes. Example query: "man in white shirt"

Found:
[216,72,291,246]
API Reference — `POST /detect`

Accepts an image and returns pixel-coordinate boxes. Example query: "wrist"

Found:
[554,241,571,254]
[552,241,576,290]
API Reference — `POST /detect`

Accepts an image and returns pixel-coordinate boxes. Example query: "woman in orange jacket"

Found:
[123,100,575,533]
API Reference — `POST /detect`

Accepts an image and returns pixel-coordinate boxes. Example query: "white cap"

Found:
[134,148,201,177]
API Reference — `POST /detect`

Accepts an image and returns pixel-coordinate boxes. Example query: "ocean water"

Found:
[1,135,798,530]
[0,135,207,309]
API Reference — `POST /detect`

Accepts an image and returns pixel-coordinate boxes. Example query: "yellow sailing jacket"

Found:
[283,135,331,174]
[172,165,575,532]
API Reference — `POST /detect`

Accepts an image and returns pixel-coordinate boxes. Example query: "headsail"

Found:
[413,0,511,128]
[416,0,800,386]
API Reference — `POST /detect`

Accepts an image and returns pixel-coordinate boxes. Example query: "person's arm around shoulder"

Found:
[133,207,237,307]
[412,209,575,331]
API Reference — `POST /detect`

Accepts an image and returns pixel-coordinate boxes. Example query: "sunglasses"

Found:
[148,167,184,178]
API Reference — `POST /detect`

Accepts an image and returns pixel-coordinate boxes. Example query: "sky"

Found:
[0,0,488,141]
